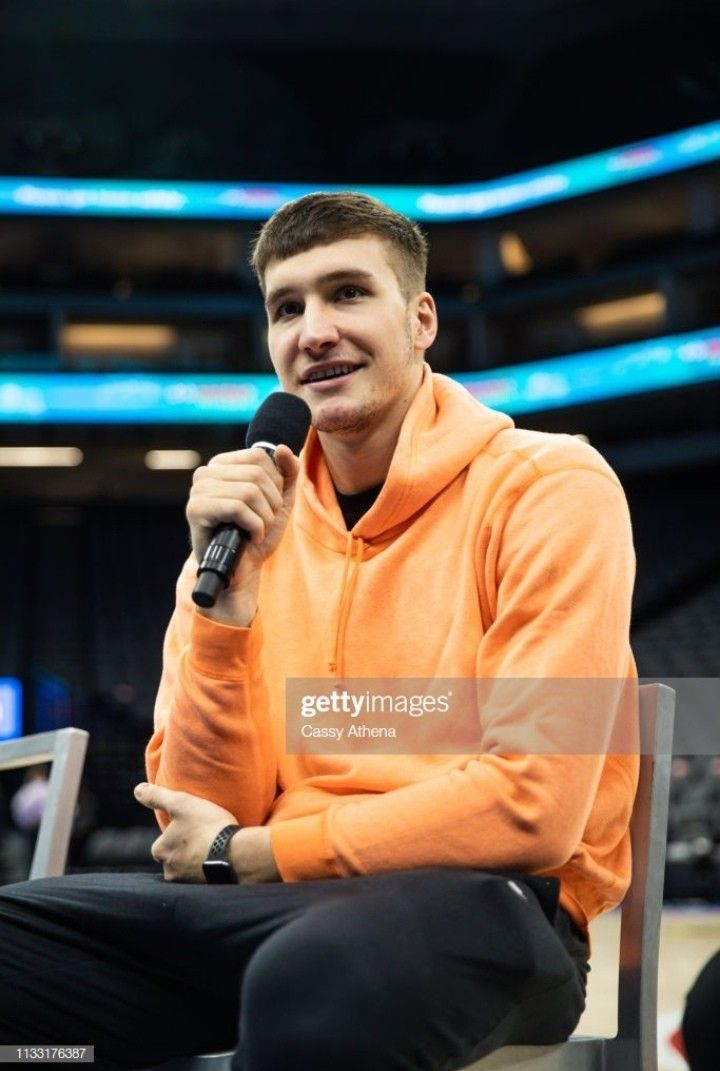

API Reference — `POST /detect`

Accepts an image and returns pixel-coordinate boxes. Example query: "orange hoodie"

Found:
[147,367,638,935]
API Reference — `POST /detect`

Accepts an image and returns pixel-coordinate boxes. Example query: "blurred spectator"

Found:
[10,766,50,832]
[1,765,99,882]
[0,779,32,885]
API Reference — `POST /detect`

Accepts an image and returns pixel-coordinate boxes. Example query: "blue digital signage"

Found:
[1,325,719,423]
[0,120,718,223]
[0,678,23,741]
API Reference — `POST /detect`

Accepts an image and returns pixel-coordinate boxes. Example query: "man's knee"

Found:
[238,899,438,1069]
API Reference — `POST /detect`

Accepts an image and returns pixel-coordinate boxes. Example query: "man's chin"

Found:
[312,401,373,436]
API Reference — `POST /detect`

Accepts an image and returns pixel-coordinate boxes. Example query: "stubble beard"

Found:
[312,395,375,436]
[312,320,418,437]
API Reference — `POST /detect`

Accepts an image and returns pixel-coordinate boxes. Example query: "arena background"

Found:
[0,3,719,1066]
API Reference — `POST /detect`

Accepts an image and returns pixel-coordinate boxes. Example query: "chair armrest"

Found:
[0,728,89,879]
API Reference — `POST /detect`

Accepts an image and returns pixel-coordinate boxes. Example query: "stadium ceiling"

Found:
[0,0,719,184]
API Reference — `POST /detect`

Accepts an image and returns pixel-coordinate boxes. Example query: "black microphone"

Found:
[192,392,312,609]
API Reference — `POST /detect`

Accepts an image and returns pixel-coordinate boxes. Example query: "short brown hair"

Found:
[250,191,428,299]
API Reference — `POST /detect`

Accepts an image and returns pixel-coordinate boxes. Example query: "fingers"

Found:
[150,833,164,864]
[134,781,182,815]
[187,447,287,560]
[273,445,301,506]
[150,836,177,882]
[189,482,280,545]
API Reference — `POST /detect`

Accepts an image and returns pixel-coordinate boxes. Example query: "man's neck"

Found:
[318,422,399,494]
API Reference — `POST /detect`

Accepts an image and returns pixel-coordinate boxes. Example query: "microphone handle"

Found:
[191,442,277,609]
[192,523,248,608]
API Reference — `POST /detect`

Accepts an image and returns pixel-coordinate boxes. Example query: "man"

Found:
[0,193,638,1071]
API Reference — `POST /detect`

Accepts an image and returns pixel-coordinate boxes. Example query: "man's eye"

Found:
[336,285,364,301]
[275,301,301,319]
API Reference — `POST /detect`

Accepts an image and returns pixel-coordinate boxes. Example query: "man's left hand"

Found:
[134,782,280,884]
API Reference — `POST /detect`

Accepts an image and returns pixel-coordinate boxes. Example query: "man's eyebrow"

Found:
[265,269,376,309]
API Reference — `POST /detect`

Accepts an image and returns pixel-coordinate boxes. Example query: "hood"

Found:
[296,365,514,550]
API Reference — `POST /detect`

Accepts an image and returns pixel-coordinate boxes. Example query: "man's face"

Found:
[263,236,436,439]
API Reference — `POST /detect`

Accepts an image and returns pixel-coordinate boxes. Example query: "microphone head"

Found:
[245,391,312,455]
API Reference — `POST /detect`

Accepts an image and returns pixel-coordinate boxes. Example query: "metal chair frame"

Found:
[466,682,676,1070]
[0,727,89,879]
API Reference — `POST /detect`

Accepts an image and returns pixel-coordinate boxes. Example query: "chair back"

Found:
[613,682,675,1069]
[0,727,89,879]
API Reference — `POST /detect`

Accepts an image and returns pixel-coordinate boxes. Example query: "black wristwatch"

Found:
[202,824,242,884]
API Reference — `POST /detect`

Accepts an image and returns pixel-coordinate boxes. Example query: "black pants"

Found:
[0,868,588,1071]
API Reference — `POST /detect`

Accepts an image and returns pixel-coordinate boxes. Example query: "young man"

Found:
[0,193,638,1071]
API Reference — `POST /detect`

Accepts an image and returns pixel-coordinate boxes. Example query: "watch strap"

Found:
[203,823,242,884]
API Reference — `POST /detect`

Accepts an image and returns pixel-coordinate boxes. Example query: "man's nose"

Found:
[298,302,340,353]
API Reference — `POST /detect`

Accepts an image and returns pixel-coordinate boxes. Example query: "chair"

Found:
[0,727,89,879]
[460,681,676,1071]
[149,682,675,1071]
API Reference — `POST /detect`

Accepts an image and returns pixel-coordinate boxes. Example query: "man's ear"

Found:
[413,292,438,353]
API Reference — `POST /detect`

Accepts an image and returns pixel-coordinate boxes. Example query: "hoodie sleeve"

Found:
[269,463,638,885]
[145,554,278,829]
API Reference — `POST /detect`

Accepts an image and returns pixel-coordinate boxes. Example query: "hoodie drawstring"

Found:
[329,534,365,675]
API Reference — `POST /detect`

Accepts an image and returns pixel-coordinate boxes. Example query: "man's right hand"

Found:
[186,443,300,626]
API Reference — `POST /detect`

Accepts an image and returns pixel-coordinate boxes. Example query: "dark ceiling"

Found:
[1,0,719,185]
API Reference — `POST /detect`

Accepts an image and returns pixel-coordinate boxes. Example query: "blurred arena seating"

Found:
[629,467,720,676]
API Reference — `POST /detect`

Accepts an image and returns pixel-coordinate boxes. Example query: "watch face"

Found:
[202,859,237,885]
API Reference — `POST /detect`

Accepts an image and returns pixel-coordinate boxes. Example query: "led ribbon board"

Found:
[0,120,719,222]
[1,325,719,423]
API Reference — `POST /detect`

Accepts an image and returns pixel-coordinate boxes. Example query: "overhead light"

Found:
[0,446,83,467]
[577,293,665,332]
[500,232,533,275]
[145,449,201,470]
[62,324,177,352]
